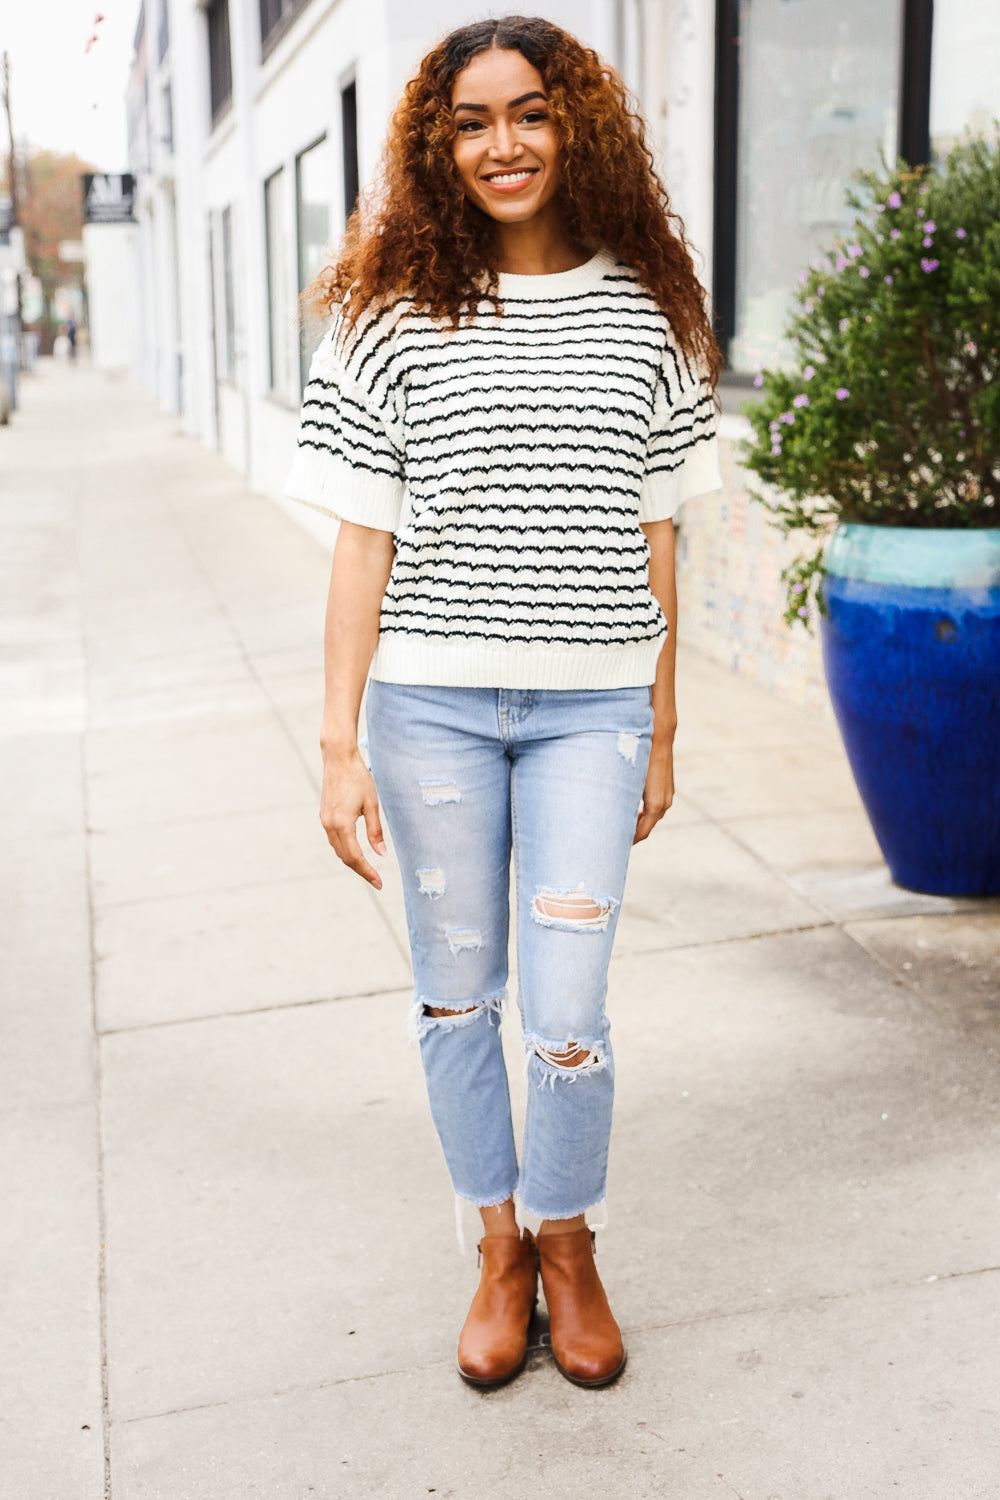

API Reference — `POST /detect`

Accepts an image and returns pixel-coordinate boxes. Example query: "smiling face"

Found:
[450,47,564,226]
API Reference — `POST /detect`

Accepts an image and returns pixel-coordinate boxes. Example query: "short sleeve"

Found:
[638,342,722,525]
[283,314,406,532]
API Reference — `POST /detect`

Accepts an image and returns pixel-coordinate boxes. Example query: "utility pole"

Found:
[1,49,24,400]
[2,52,19,225]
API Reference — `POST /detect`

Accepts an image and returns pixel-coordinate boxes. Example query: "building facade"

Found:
[127,0,1000,702]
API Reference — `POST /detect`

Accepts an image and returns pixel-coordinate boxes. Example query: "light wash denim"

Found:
[365,682,653,1221]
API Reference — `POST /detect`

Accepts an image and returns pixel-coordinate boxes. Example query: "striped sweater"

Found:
[284,247,721,689]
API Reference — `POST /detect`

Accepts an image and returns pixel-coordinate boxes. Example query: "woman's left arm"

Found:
[635,518,678,843]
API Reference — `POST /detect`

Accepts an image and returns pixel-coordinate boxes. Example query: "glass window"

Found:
[929,0,1000,156]
[259,0,312,56]
[207,0,232,123]
[341,80,359,221]
[296,136,331,391]
[221,204,236,381]
[265,169,295,403]
[730,0,901,374]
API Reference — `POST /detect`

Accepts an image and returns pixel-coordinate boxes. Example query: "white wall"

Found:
[83,222,141,372]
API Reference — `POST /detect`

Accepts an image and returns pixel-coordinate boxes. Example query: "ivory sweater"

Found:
[284,247,721,689]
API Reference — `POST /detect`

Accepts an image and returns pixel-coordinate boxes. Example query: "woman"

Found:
[285,15,721,1390]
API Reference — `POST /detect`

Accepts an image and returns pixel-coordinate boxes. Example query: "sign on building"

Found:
[82,173,137,225]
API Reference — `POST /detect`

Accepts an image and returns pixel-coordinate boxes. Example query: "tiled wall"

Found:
[675,418,831,717]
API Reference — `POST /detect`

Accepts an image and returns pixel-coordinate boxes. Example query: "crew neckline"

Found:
[496,246,617,300]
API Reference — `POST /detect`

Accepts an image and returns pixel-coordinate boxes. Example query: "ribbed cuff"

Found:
[638,437,723,523]
[283,446,405,532]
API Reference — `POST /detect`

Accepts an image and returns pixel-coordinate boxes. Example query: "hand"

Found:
[319,747,387,888]
[634,739,674,844]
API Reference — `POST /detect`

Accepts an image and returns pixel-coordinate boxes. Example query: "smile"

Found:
[481,168,539,191]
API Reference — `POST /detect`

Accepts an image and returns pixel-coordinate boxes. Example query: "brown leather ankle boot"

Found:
[536,1227,626,1387]
[457,1230,539,1388]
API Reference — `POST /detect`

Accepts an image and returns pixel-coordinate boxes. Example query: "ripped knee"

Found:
[411,993,505,1042]
[534,1039,602,1069]
[527,1032,609,1087]
[531,884,617,933]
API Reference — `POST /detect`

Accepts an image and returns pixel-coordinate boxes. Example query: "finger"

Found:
[332,821,383,889]
[363,789,387,857]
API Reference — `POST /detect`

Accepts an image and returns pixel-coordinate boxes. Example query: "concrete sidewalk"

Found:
[3,358,999,1500]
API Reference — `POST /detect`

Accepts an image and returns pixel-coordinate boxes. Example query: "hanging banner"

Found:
[82,174,137,225]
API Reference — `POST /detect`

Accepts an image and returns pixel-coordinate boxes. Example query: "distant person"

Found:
[286,15,721,1390]
[66,317,77,360]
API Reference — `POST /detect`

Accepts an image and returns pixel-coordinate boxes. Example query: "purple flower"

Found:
[835,256,847,271]
[890,228,901,240]
[959,428,966,437]
[885,275,893,284]
[924,220,936,233]
[797,606,810,619]
[804,300,814,313]
[876,233,884,243]
[922,236,933,247]
[835,388,849,400]
[887,190,902,209]
[792,394,810,408]
[798,270,809,283]
[921,257,939,273]
[956,228,967,239]
[917,208,925,219]
[859,267,870,278]
[780,412,795,425]
[839,317,851,332]
[817,285,825,297]
[848,244,863,258]
[803,364,815,380]
[792,582,805,594]
[770,444,782,456]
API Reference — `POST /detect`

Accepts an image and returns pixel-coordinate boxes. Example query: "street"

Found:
[3,357,999,1499]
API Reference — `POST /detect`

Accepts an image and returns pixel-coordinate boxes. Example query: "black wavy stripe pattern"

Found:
[294,264,714,651]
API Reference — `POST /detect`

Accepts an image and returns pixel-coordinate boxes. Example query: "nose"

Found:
[489,120,523,162]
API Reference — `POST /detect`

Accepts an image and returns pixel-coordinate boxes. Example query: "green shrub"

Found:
[738,135,1000,626]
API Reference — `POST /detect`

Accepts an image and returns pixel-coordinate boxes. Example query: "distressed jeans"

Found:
[365,682,653,1220]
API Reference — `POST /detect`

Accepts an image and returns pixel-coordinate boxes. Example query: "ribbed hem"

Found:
[370,635,665,689]
[283,446,404,532]
[638,437,723,523]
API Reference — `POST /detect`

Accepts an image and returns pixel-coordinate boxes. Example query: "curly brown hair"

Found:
[308,15,721,389]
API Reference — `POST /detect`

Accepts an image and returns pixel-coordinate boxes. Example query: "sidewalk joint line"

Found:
[97,987,414,1036]
[108,1262,1000,1430]
[92,866,371,914]
[679,788,1000,1070]
[80,513,114,1500]
[165,499,412,972]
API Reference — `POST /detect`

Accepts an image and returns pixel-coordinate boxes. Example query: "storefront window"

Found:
[296,136,330,392]
[265,169,295,403]
[929,0,1000,156]
[730,0,901,375]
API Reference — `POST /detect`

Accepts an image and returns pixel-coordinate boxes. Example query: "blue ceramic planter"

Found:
[821,524,1000,896]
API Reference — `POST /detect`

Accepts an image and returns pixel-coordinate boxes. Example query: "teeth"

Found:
[487,170,534,184]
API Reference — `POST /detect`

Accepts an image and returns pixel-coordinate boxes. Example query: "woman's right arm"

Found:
[319,519,395,889]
